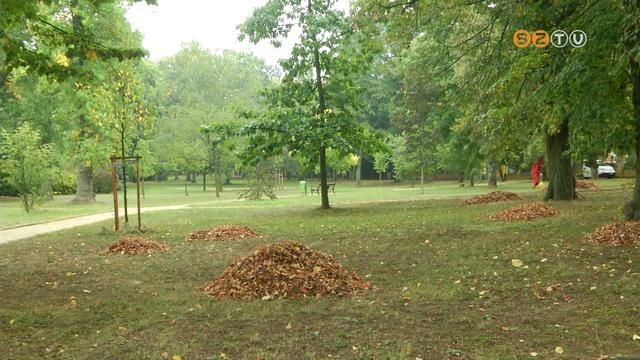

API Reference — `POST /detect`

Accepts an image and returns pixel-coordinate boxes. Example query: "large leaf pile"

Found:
[463,191,522,205]
[186,225,258,241]
[576,180,599,190]
[202,241,371,300]
[584,222,640,246]
[107,237,169,255]
[489,202,558,221]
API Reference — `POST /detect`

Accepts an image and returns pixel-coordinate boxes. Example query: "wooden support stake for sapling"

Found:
[136,158,142,231]
[111,156,120,231]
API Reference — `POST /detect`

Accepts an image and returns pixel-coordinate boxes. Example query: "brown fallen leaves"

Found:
[575,180,599,190]
[584,222,640,246]
[489,202,558,221]
[463,191,522,205]
[186,225,257,241]
[107,237,169,255]
[534,283,573,303]
[202,240,371,299]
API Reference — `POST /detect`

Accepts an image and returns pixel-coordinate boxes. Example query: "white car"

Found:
[597,164,616,178]
[581,165,592,179]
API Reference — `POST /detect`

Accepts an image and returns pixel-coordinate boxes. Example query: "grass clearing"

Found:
[1,180,639,359]
[1,178,631,230]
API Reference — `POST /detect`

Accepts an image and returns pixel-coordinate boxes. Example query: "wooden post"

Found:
[136,157,141,231]
[111,156,120,231]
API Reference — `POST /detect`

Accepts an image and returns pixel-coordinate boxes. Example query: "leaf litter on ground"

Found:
[584,222,640,246]
[202,240,371,299]
[186,224,258,241]
[463,191,522,205]
[490,202,558,221]
[575,180,599,190]
[107,237,169,255]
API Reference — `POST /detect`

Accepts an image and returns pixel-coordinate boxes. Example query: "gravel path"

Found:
[0,205,187,245]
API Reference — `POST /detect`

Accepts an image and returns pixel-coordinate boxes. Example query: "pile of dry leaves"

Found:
[202,240,371,299]
[489,202,558,221]
[584,222,640,246]
[186,225,258,241]
[463,191,522,205]
[107,237,169,255]
[576,180,599,190]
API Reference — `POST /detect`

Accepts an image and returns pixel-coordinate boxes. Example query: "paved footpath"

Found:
[0,205,187,245]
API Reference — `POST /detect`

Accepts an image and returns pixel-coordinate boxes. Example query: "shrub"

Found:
[0,124,53,211]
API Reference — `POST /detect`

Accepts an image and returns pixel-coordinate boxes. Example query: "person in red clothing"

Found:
[531,158,543,189]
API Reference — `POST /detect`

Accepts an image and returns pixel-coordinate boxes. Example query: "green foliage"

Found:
[0,0,153,78]
[0,123,53,211]
[153,43,271,177]
[325,149,358,176]
[373,151,389,176]
[238,159,278,201]
[240,0,385,208]
[93,168,114,194]
[388,135,419,181]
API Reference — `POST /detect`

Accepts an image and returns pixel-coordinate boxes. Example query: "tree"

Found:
[325,149,359,179]
[94,58,154,223]
[373,151,389,185]
[239,159,278,201]
[240,0,383,209]
[0,124,53,211]
[357,0,634,202]
[1,0,151,203]
[153,44,270,186]
[388,135,420,184]
[200,123,238,198]
[623,0,640,220]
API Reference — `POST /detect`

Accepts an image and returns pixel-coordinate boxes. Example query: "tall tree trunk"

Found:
[319,145,330,208]
[310,2,329,209]
[73,163,95,203]
[203,171,207,192]
[70,0,95,204]
[420,163,425,195]
[43,180,53,201]
[544,120,576,201]
[214,171,222,198]
[625,55,640,220]
[356,152,362,186]
[487,160,498,188]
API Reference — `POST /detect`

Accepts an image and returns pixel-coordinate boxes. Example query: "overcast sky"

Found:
[125,0,350,66]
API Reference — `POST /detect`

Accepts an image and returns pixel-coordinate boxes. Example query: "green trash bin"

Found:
[299,181,307,195]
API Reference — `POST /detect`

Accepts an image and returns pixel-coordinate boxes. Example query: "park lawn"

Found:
[1,184,639,359]
[1,178,631,229]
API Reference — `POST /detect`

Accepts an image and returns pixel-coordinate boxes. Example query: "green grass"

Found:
[1,180,639,359]
[1,177,632,229]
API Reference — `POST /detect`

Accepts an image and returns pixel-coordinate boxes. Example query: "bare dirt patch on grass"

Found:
[107,237,170,255]
[489,202,558,221]
[186,224,258,241]
[202,240,371,299]
[584,222,640,246]
[463,191,522,205]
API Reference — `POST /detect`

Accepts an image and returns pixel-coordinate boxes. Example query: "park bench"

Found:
[310,183,336,195]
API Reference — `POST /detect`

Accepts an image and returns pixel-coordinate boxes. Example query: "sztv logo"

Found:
[513,30,587,48]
